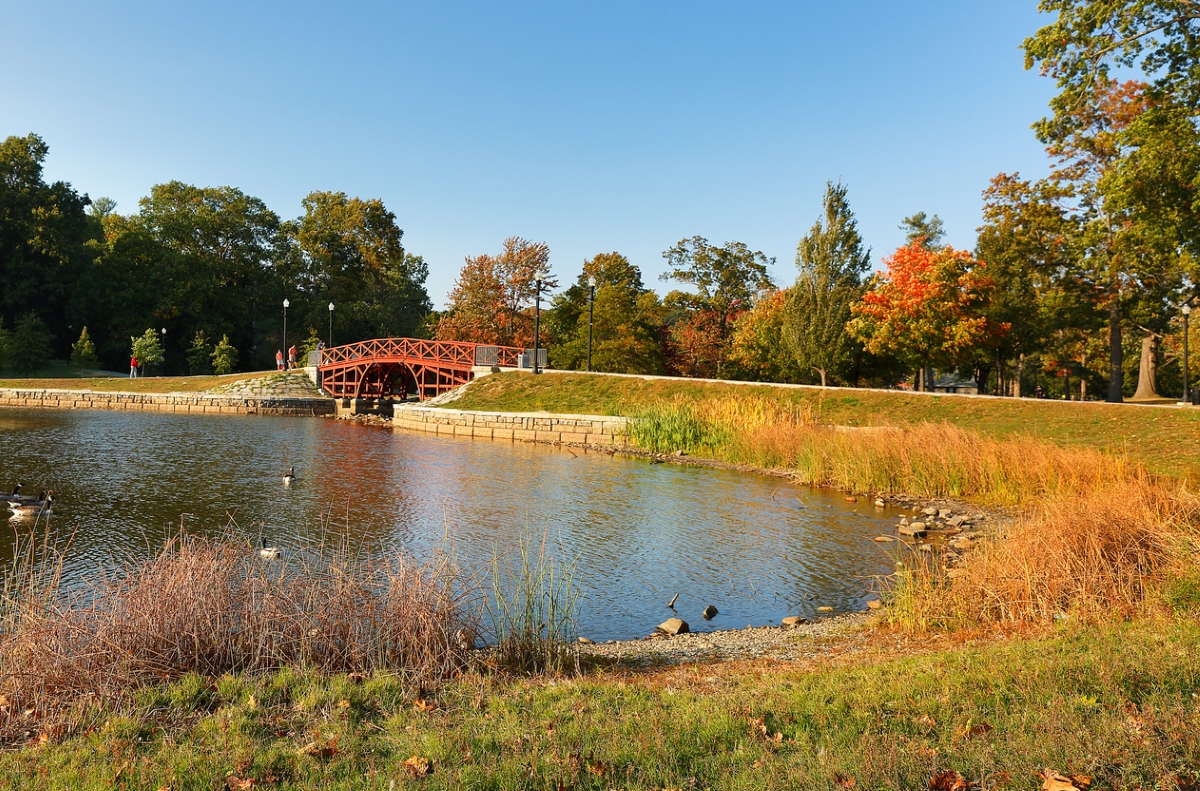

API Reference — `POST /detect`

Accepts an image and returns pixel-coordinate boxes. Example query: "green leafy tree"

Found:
[784,182,872,387]
[974,173,1082,395]
[546,253,665,374]
[0,134,100,359]
[900,212,946,250]
[70,326,97,371]
[131,328,164,372]
[186,330,213,375]
[133,181,283,370]
[660,237,774,377]
[287,191,431,346]
[300,327,322,360]
[727,290,805,383]
[211,334,238,375]
[9,313,52,374]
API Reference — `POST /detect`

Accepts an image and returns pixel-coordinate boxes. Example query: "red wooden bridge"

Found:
[317,338,526,400]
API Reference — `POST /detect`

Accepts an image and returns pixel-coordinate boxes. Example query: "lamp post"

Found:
[586,275,596,372]
[532,270,548,375]
[160,328,166,376]
[1184,303,1192,405]
[328,302,335,350]
[282,298,290,368]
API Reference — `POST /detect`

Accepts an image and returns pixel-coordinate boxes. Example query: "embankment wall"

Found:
[0,388,334,416]
[392,404,628,446]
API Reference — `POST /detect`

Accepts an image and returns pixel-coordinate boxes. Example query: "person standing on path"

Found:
[287,345,297,370]
[129,355,138,378]
[276,349,284,371]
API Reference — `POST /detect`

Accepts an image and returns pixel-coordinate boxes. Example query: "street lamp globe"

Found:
[1184,304,1192,317]
[588,275,597,289]
[283,298,290,309]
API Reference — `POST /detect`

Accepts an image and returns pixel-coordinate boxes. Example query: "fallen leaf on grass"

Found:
[225,777,256,791]
[1039,768,1091,791]
[586,758,607,777]
[956,721,993,740]
[833,771,857,789]
[914,714,937,730]
[413,697,436,713]
[929,769,978,791]
[347,672,365,685]
[403,755,433,778]
[297,740,337,760]
[336,699,350,710]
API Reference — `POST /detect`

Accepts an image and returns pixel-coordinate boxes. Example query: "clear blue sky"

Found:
[1,1,1056,305]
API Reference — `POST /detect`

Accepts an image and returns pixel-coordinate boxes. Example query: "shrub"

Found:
[69,326,97,371]
[131,328,163,369]
[186,331,212,375]
[9,313,52,373]
[211,334,237,374]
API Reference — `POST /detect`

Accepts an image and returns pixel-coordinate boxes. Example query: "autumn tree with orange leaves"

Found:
[848,242,1004,391]
[435,237,554,347]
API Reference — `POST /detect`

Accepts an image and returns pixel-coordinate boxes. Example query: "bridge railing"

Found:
[319,338,524,369]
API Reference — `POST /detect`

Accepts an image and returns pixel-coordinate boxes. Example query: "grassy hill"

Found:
[447,372,1200,479]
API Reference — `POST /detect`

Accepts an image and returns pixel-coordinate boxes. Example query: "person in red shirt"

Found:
[275,349,284,371]
[129,356,139,378]
[287,345,297,370]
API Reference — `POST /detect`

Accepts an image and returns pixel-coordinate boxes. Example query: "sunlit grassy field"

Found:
[4,620,1197,790]
[0,369,284,393]
[448,372,1200,479]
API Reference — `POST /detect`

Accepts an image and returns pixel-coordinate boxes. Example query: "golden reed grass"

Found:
[0,531,479,732]
[631,398,1200,627]
[891,479,1200,630]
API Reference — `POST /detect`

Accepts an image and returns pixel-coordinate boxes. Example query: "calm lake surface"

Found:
[0,408,897,641]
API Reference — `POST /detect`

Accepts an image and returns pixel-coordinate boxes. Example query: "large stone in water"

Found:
[702,604,718,619]
[899,521,927,537]
[657,617,689,636]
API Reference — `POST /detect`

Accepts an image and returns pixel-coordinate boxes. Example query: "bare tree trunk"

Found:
[815,368,827,388]
[974,363,990,395]
[1132,331,1161,400]
[1014,354,1024,398]
[1107,300,1123,402]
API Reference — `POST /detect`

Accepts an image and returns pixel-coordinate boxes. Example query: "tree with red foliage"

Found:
[848,242,1004,390]
[435,237,553,347]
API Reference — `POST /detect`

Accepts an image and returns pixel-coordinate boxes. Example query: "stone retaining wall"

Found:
[392,404,628,446]
[0,388,334,416]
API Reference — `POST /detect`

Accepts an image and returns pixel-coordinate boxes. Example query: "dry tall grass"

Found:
[631,397,1140,505]
[0,530,479,724]
[890,478,1200,629]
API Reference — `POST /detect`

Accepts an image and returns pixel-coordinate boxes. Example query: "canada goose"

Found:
[10,492,53,518]
[0,483,24,502]
[283,466,296,485]
[258,538,281,560]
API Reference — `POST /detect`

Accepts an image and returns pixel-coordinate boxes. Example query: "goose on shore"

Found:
[259,538,281,560]
[10,491,53,518]
[283,466,296,485]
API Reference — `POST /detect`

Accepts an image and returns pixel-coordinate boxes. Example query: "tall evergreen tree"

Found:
[784,182,871,387]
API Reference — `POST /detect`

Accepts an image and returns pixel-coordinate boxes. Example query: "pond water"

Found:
[0,409,897,641]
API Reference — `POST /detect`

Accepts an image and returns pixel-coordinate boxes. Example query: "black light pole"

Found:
[282,298,290,368]
[328,302,335,350]
[1184,303,1192,404]
[532,270,548,375]
[586,275,596,372]
[160,327,166,376]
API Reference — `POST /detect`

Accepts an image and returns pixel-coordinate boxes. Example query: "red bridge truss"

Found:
[317,338,525,400]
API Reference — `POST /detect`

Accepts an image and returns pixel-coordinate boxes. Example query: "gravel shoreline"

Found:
[577,612,878,665]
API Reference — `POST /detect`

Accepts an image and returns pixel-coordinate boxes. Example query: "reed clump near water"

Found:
[0,530,479,732]
[629,396,1200,629]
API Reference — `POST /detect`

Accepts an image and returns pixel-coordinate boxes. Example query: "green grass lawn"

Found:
[0,370,286,394]
[448,372,1200,479]
[6,619,1197,790]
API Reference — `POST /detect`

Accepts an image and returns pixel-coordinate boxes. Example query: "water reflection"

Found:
[0,409,896,641]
